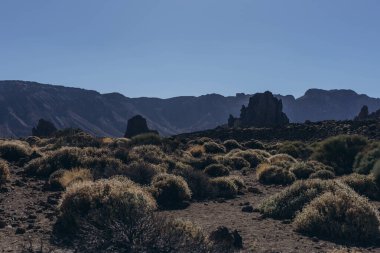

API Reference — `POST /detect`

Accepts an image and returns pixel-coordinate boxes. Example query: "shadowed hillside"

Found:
[1,81,380,137]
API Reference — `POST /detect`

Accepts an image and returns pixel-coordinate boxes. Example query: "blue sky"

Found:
[1,0,379,98]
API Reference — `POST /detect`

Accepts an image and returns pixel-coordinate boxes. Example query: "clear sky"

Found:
[1,0,379,98]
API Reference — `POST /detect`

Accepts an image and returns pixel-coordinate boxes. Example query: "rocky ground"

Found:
[1,167,379,252]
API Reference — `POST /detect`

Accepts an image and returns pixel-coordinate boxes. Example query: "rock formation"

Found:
[355,105,380,121]
[229,91,289,128]
[32,119,57,137]
[124,115,158,138]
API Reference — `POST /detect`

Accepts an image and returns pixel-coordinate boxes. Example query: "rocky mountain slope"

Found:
[0,80,380,137]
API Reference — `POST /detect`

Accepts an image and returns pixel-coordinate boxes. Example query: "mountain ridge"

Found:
[1,80,380,137]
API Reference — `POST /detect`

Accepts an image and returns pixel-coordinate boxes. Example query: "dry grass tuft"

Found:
[256,163,296,185]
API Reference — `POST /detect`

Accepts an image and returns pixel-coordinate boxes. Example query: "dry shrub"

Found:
[372,160,380,185]
[172,165,212,200]
[184,155,218,171]
[276,141,312,159]
[128,145,168,165]
[188,145,205,158]
[204,164,230,178]
[57,177,156,233]
[52,130,101,148]
[49,168,93,190]
[0,159,10,184]
[290,162,315,179]
[151,174,192,209]
[0,141,31,163]
[228,150,266,168]
[82,156,126,179]
[226,175,246,191]
[294,189,380,244]
[339,173,380,200]
[256,164,296,185]
[203,141,226,154]
[242,140,265,149]
[123,160,166,185]
[354,142,380,174]
[259,179,345,219]
[218,156,250,171]
[309,169,335,180]
[25,147,84,177]
[72,214,211,252]
[306,160,335,172]
[25,136,41,146]
[129,133,162,146]
[312,135,368,175]
[268,154,297,165]
[223,139,242,151]
[109,138,131,149]
[328,248,362,253]
[210,177,238,199]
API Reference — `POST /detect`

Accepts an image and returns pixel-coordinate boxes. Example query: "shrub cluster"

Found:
[0,159,10,184]
[204,164,230,177]
[203,141,226,154]
[256,164,296,185]
[294,189,380,243]
[57,177,157,234]
[312,135,368,175]
[150,174,192,209]
[353,142,380,174]
[276,141,312,159]
[49,168,93,190]
[0,142,31,163]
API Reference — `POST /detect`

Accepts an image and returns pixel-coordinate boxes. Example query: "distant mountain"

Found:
[0,81,379,137]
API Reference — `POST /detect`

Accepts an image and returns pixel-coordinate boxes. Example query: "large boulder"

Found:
[124,115,158,138]
[32,119,57,137]
[229,91,289,128]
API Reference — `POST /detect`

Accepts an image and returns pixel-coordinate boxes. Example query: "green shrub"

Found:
[294,189,380,244]
[256,164,296,185]
[223,140,242,151]
[210,177,238,199]
[259,179,344,219]
[151,174,192,209]
[123,160,166,185]
[290,162,315,179]
[340,173,380,200]
[57,177,156,233]
[0,159,10,184]
[277,141,312,159]
[203,141,226,154]
[0,142,31,162]
[312,135,368,175]
[353,143,380,174]
[172,165,212,200]
[309,170,335,180]
[204,164,230,177]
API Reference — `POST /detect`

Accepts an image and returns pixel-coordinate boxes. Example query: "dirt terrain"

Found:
[1,167,379,252]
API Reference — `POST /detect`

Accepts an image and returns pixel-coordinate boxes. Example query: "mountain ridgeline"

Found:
[0,81,380,137]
